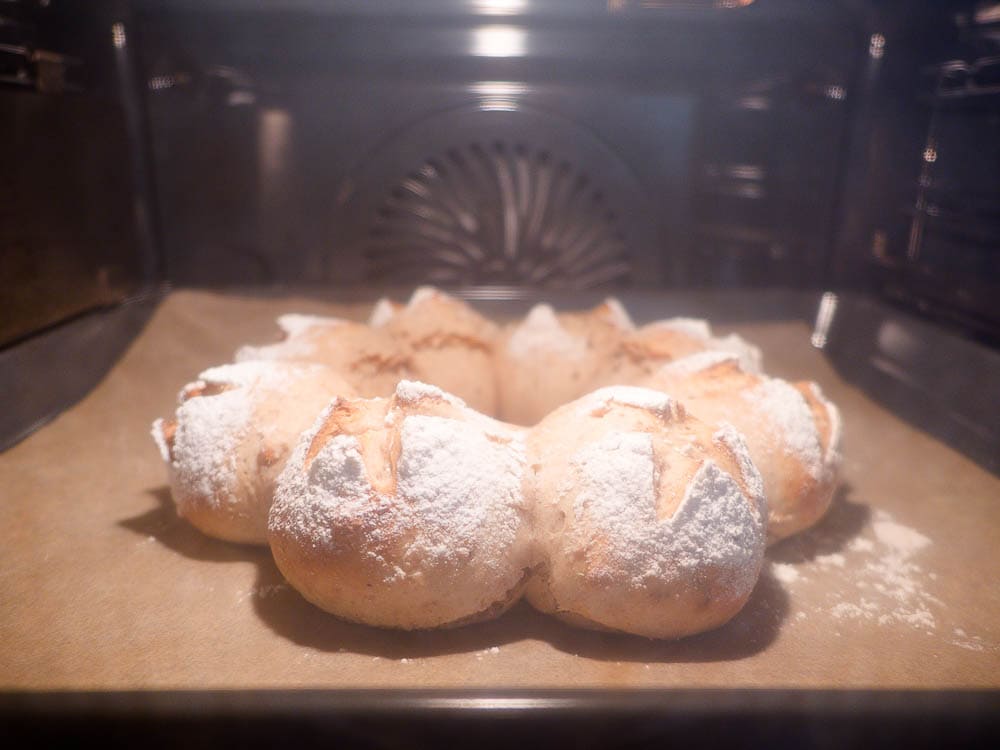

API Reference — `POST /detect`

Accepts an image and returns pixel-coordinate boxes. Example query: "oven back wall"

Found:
[134,1,859,290]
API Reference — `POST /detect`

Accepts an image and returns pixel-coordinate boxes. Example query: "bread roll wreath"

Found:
[152,287,842,638]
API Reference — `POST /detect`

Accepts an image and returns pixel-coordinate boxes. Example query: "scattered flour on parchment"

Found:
[871,518,931,555]
[828,511,940,632]
[848,537,874,553]
[771,563,801,584]
[771,509,993,651]
[950,628,990,653]
[237,582,290,603]
[813,552,845,568]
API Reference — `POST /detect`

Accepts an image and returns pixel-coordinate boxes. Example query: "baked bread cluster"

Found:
[152,287,842,639]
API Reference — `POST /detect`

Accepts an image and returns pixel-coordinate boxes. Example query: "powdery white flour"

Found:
[155,361,310,509]
[271,385,527,588]
[743,379,824,481]
[770,509,995,652]
[507,304,587,360]
[771,562,801,584]
[650,318,762,373]
[576,385,680,421]
[277,313,345,337]
[660,350,740,377]
[568,430,764,597]
[368,298,397,327]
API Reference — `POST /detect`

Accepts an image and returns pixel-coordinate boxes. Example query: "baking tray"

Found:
[2,288,998,743]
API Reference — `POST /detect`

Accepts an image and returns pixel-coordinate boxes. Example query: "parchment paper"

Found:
[2,289,998,691]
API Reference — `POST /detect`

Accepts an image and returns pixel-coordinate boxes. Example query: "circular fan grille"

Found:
[365,141,631,288]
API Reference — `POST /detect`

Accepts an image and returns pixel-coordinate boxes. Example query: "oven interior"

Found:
[1,0,998,743]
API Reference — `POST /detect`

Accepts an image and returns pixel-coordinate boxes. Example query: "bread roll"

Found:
[643,351,842,543]
[235,314,411,398]
[495,298,634,425]
[593,317,763,388]
[525,385,767,639]
[268,381,532,630]
[369,287,499,414]
[151,361,355,544]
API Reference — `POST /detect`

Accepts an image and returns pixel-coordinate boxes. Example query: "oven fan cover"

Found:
[332,105,654,288]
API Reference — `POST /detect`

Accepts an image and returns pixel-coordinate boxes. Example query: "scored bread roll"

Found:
[235,314,412,398]
[268,381,532,630]
[525,385,767,639]
[643,351,842,543]
[151,360,356,544]
[593,317,763,389]
[495,298,634,425]
[368,287,499,415]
